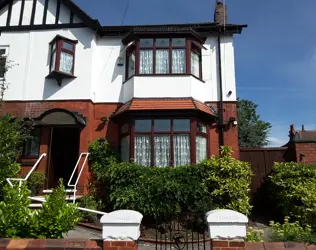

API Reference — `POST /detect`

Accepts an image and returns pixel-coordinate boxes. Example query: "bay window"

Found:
[120,118,208,167]
[125,37,203,80]
[48,35,77,76]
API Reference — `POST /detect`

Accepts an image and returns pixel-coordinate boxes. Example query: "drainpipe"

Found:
[217,34,225,147]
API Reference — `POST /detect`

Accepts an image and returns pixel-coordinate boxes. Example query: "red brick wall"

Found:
[206,101,239,159]
[295,142,316,165]
[1,100,120,194]
[1,100,239,194]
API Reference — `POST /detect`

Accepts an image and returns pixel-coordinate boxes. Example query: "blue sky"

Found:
[74,0,316,147]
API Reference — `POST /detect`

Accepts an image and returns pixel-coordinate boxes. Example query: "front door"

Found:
[47,127,80,188]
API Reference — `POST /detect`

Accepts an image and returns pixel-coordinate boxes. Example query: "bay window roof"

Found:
[112,98,216,118]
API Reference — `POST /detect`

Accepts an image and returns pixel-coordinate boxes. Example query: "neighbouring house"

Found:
[0,0,247,194]
[287,124,316,164]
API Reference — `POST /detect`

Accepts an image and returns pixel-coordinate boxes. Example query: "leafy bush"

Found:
[0,181,80,238]
[79,192,103,223]
[88,137,118,182]
[270,217,316,243]
[90,142,253,219]
[26,171,46,196]
[34,180,80,238]
[0,115,32,198]
[269,162,316,228]
[201,146,253,215]
[245,227,264,242]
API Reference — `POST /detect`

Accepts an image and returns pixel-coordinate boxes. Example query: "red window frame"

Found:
[50,38,76,76]
[119,118,209,167]
[125,38,203,80]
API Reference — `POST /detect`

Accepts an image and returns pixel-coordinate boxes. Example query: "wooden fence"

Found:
[240,147,288,194]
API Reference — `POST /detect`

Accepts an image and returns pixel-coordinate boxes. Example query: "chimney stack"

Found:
[214,0,228,25]
[289,124,296,141]
[302,125,305,131]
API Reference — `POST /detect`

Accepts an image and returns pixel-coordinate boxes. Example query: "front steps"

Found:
[29,192,84,208]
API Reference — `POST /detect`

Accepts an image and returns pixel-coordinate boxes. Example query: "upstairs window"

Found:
[0,47,9,78]
[49,36,77,76]
[125,38,204,80]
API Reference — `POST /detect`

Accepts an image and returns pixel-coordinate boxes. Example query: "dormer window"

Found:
[46,35,78,85]
[125,38,204,80]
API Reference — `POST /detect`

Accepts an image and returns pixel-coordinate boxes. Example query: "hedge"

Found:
[269,162,316,229]
[89,139,253,219]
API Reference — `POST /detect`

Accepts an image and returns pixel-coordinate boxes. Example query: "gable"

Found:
[0,0,99,31]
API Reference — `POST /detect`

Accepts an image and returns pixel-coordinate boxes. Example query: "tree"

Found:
[237,99,271,148]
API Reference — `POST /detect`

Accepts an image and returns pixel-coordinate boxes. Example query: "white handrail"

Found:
[67,152,90,203]
[6,153,47,187]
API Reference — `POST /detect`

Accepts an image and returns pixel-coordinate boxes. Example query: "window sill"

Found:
[46,70,76,85]
[123,74,205,84]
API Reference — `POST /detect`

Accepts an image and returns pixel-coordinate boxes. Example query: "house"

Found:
[0,0,247,194]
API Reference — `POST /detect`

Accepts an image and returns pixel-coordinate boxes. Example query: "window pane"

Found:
[128,54,135,78]
[174,119,190,131]
[156,39,169,47]
[0,57,6,78]
[174,134,190,166]
[135,120,151,132]
[23,128,41,157]
[156,50,169,74]
[172,49,186,73]
[0,49,6,55]
[121,136,130,162]
[140,50,153,74]
[154,120,170,132]
[197,122,207,133]
[135,135,151,166]
[154,135,170,167]
[50,52,56,72]
[121,124,129,134]
[172,38,186,47]
[62,41,74,51]
[191,52,200,77]
[140,39,153,47]
[60,51,74,74]
[196,136,207,163]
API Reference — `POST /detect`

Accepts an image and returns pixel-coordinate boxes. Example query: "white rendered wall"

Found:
[0,0,238,104]
[1,28,95,101]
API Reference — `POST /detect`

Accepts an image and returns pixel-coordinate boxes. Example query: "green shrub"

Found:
[270,217,316,243]
[26,171,46,196]
[90,142,253,219]
[107,162,213,219]
[88,137,118,182]
[34,180,80,239]
[79,192,103,223]
[201,146,253,215]
[245,227,264,242]
[0,181,80,238]
[0,115,32,198]
[269,162,316,228]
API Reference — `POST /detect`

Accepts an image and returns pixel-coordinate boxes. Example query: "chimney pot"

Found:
[302,125,305,131]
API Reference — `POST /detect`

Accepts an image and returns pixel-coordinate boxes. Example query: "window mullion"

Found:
[207,124,210,159]
[191,119,197,164]
[169,38,172,74]
[151,119,154,167]
[186,39,191,74]
[135,40,140,74]
[171,119,174,167]
[153,39,156,74]
[130,120,135,163]
[56,40,62,72]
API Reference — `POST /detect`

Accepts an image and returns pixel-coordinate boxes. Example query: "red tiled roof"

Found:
[113,98,215,117]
